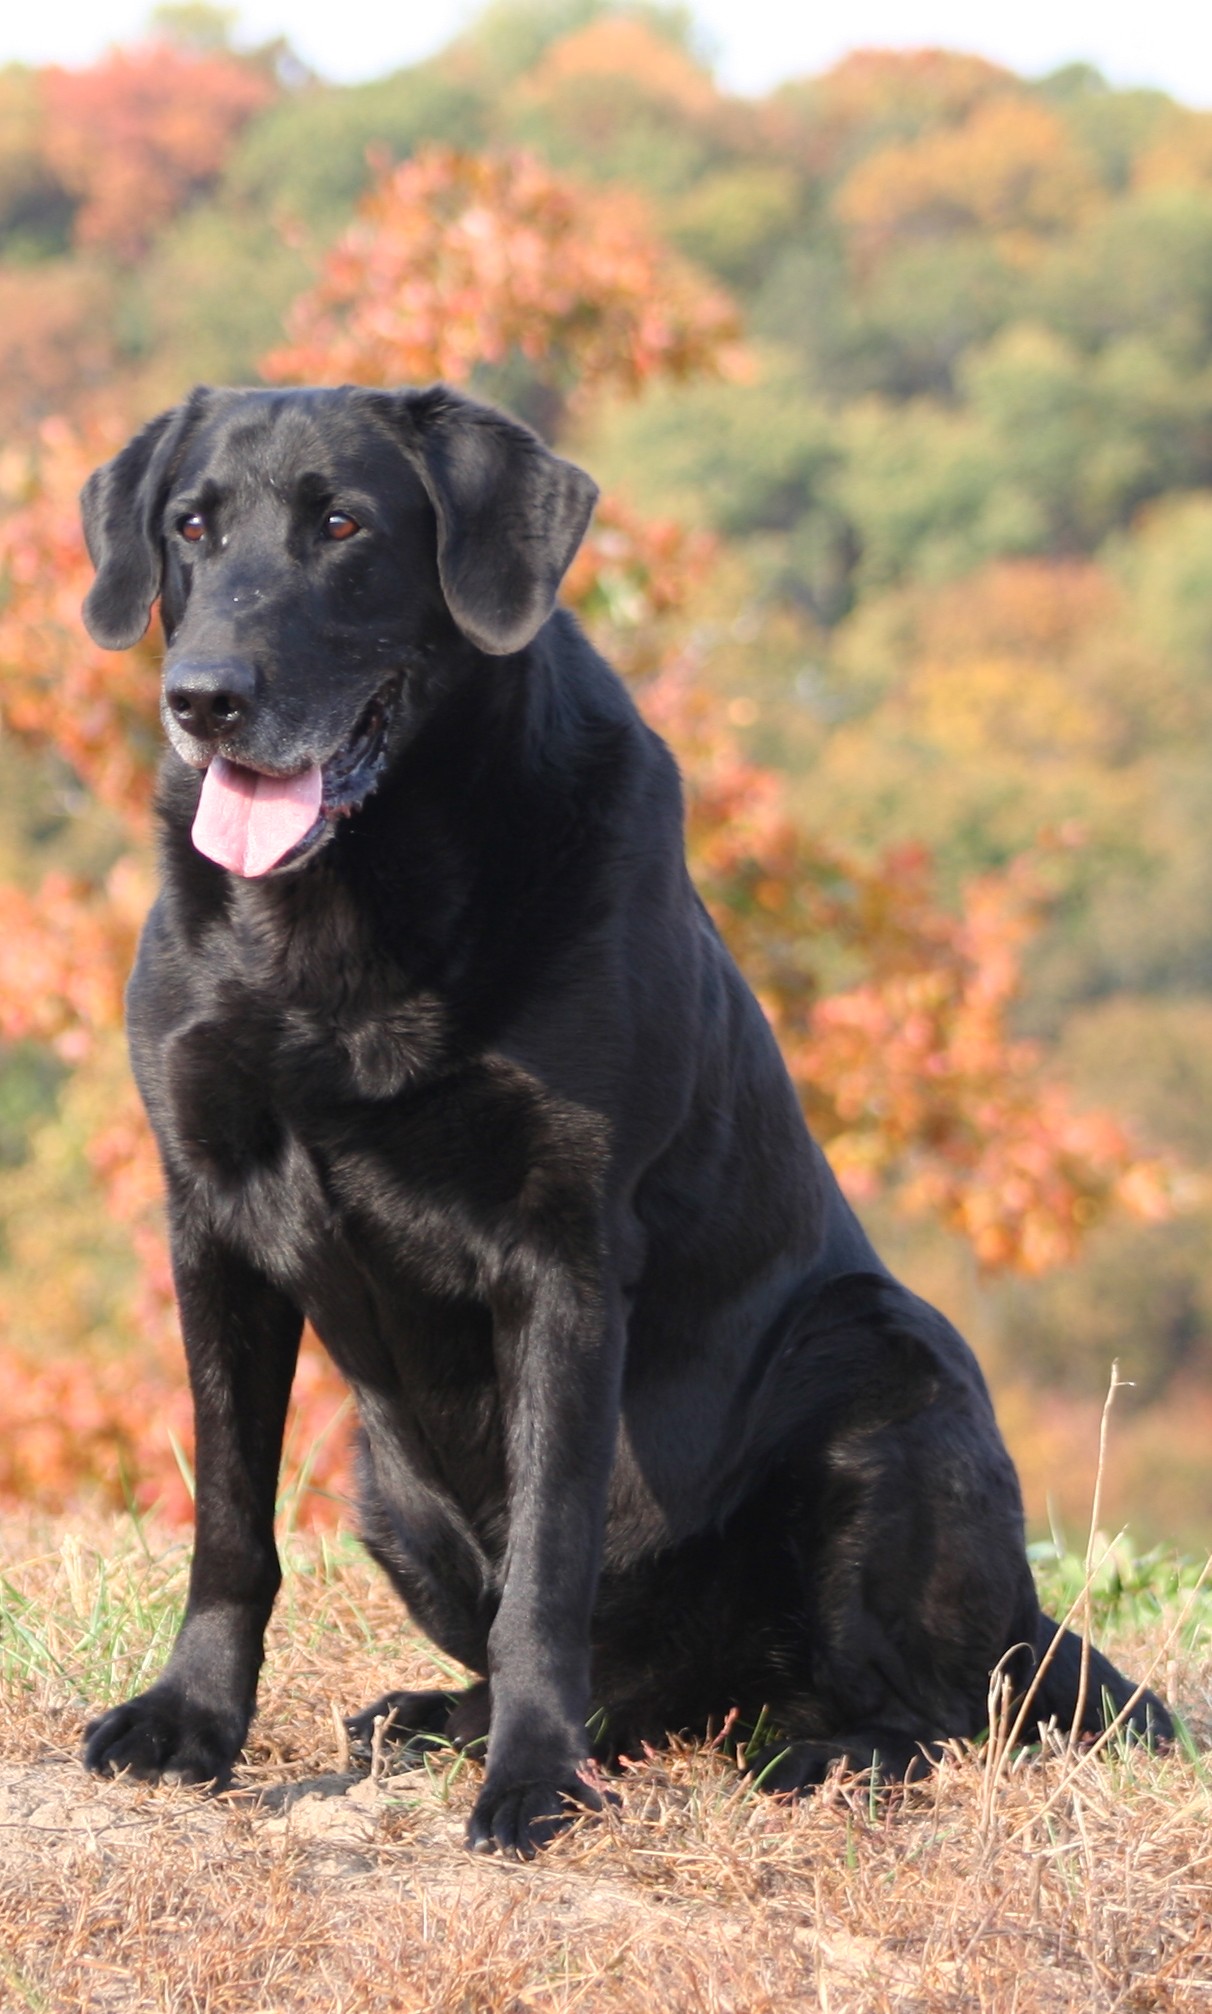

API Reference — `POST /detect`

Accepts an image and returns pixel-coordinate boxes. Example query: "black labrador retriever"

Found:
[78,385,1169,1855]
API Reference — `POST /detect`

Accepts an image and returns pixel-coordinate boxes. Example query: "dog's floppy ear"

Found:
[80,392,210,650]
[387,386,599,656]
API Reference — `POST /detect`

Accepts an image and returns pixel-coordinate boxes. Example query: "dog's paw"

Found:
[744,1731,941,1795]
[83,1685,244,1786]
[344,1688,456,1753]
[465,1767,610,1859]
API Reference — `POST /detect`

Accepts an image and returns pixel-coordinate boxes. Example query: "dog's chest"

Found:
[166,972,447,1140]
[160,971,597,1322]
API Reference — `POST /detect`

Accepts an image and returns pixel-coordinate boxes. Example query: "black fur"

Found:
[78,385,1171,1856]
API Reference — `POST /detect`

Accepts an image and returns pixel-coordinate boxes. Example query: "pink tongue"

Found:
[192,757,323,877]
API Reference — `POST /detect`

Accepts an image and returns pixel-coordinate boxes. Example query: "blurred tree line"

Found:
[0,0,1209,1540]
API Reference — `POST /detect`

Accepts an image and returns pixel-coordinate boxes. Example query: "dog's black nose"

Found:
[164,661,257,742]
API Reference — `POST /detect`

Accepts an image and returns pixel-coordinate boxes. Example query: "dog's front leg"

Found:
[84,1236,302,1786]
[466,1262,623,1858]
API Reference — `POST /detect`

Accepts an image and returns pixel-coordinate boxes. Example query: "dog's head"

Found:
[80,385,598,877]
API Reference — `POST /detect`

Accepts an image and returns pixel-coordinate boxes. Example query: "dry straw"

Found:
[0,1396,1208,2011]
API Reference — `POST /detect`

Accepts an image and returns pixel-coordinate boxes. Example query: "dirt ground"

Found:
[1,1518,1209,2012]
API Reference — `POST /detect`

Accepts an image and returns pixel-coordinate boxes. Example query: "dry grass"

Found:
[0,1513,1209,2012]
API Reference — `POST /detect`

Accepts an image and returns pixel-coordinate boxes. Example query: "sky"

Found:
[3,0,1212,105]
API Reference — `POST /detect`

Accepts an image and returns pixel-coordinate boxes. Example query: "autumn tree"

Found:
[502,13,722,197]
[835,94,1101,266]
[770,48,1015,183]
[41,40,275,260]
[265,143,743,436]
[1133,105,1212,192]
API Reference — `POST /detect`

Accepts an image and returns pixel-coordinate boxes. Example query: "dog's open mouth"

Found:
[191,686,395,878]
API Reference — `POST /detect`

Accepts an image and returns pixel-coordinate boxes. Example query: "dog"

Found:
[77,384,1170,1856]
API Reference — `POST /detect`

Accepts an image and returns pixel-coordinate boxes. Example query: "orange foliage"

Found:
[633,666,1167,1275]
[0,1336,192,1517]
[563,494,716,679]
[820,47,1010,126]
[894,559,1141,763]
[998,1372,1212,1545]
[862,558,1194,769]
[800,861,1168,1272]
[908,557,1118,661]
[0,866,143,1063]
[521,17,720,120]
[1134,109,1212,191]
[0,1325,351,1523]
[265,145,743,412]
[0,416,161,826]
[771,48,1012,178]
[0,266,120,433]
[41,41,274,259]
[836,95,1100,262]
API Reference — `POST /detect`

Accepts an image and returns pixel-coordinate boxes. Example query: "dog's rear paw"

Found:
[345,1688,454,1749]
[745,1730,941,1794]
[84,1685,244,1786]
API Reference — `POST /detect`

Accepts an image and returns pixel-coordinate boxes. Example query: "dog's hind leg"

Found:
[744,1728,946,1793]
[353,1419,497,1677]
[345,1688,459,1754]
[346,1679,491,1759]
[714,1275,1044,1782]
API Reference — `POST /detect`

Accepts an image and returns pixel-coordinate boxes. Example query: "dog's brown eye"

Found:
[179,514,206,543]
[324,512,361,541]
